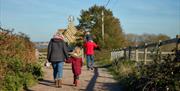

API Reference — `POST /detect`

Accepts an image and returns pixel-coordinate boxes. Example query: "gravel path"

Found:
[28,64,123,91]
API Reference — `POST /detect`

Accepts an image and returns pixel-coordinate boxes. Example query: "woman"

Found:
[47,32,68,88]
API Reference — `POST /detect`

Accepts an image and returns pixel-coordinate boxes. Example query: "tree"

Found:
[140,33,170,43]
[126,33,172,51]
[78,5,126,49]
[126,33,170,45]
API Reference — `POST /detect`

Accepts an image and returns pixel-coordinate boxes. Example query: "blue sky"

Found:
[1,0,180,42]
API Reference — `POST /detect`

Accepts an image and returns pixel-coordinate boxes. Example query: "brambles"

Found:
[110,48,180,91]
[0,27,43,91]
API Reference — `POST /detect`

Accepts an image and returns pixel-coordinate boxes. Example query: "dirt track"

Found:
[28,64,123,91]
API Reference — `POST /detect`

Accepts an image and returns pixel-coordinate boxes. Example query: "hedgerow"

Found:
[0,28,43,91]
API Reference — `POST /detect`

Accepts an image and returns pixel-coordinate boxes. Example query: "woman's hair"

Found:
[53,32,64,40]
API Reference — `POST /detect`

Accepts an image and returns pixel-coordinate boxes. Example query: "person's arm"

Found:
[65,57,72,63]
[93,42,98,48]
[47,39,52,62]
[63,42,69,60]
[83,42,86,48]
[93,42,101,51]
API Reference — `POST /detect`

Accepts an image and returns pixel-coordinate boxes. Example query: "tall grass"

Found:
[94,49,112,65]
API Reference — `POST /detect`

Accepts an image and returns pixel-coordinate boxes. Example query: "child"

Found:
[66,46,83,86]
[84,40,98,70]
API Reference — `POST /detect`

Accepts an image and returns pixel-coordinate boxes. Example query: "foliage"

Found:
[3,72,23,91]
[0,28,36,63]
[126,33,170,44]
[125,33,173,51]
[78,5,127,49]
[109,49,180,91]
[0,56,43,91]
[94,49,111,62]
[26,63,44,79]
[109,60,138,89]
[3,71,36,91]
[0,27,43,91]
[137,56,180,91]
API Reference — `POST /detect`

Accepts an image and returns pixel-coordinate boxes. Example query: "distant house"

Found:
[57,16,78,44]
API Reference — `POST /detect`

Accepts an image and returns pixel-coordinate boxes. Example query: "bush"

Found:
[94,49,111,64]
[109,52,180,91]
[3,73,23,91]
[2,72,37,91]
[0,56,43,91]
[22,72,37,89]
[109,60,138,90]
[0,28,43,91]
[26,63,44,79]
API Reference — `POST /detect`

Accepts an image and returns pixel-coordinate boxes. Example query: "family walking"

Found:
[47,31,98,88]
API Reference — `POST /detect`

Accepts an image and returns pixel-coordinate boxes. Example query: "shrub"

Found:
[3,73,23,91]
[109,51,180,91]
[109,60,139,90]
[0,28,43,91]
[21,72,37,89]
[0,56,43,91]
[2,72,37,91]
[94,49,111,64]
[26,63,44,79]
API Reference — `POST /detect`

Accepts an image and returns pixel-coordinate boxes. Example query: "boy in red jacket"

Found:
[84,40,98,70]
[66,47,83,86]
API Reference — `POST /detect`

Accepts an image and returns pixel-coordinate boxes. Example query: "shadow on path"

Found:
[38,79,55,87]
[85,64,111,91]
[85,67,99,91]
[24,79,54,91]
[96,64,112,68]
[24,88,35,91]
[102,83,124,91]
[84,64,124,91]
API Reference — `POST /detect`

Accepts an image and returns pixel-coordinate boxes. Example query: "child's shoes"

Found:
[73,79,75,84]
[75,80,79,86]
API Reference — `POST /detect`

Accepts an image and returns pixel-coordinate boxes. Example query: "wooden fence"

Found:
[111,35,180,64]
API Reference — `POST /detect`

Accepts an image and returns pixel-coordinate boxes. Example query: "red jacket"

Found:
[84,41,98,55]
[66,57,82,76]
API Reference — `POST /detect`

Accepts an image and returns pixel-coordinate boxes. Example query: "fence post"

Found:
[135,45,139,62]
[144,43,147,64]
[158,40,162,61]
[124,48,127,60]
[175,35,180,61]
[110,49,113,61]
[128,46,131,60]
[176,35,180,50]
[114,49,117,60]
